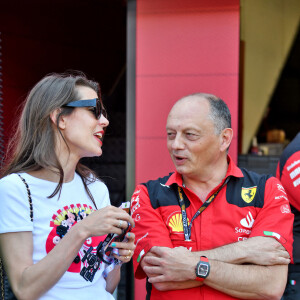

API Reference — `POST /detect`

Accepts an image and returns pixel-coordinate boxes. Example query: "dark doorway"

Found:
[0,1,132,299]
[257,26,300,145]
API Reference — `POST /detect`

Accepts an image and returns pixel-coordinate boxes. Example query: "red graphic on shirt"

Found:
[45,204,106,273]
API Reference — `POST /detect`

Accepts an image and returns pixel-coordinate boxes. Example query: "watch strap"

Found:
[200,256,208,263]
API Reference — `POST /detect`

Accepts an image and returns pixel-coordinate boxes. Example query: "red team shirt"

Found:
[276,132,300,264]
[131,156,294,300]
[276,133,300,212]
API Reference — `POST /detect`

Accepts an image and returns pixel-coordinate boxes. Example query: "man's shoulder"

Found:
[234,168,274,193]
[238,167,273,181]
[142,172,174,187]
[227,168,273,208]
[141,172,180,209]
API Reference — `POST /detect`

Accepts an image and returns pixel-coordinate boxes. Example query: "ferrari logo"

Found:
[241,186,257,203]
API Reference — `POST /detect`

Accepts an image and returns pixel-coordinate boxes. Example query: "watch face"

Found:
[198,263,209,276]
[196,260,210,280]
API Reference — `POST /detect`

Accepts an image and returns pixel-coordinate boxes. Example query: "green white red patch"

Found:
[263,231,287,244]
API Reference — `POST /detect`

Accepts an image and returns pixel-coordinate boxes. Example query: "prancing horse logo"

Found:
[241,186,257,203]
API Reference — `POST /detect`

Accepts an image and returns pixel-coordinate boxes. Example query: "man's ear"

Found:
[50,108,66,129]
[220,128,233,152]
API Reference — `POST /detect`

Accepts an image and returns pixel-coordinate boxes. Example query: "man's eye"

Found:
[186,133,198,140]
[167,132,176,139]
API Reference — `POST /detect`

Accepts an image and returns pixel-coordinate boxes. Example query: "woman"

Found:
[0,72,135,300]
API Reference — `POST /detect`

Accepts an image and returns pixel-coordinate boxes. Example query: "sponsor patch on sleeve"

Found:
[263,231,287,244]
[137,249,145,263]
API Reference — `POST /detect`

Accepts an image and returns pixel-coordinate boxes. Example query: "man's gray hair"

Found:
[184,93,232,135]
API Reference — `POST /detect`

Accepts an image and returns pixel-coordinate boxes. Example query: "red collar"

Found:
[165,155,243,187]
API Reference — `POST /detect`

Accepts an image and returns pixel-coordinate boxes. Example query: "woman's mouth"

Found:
[93,132,103,145]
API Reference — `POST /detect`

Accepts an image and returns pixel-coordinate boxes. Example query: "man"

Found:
[277,132,300,299]
[130,93,294,300]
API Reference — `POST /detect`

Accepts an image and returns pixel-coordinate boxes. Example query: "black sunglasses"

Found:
[64,98,105,120]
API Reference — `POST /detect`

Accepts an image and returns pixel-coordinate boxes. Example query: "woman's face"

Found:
[60,85,109,160]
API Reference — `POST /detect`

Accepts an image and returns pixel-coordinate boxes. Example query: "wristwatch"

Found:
[195,256,210,282]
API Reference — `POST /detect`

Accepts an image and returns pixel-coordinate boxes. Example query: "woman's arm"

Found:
[0,206,134,300]
[105,266,121,294]
[0,228,86,300]
[105,232,136,294]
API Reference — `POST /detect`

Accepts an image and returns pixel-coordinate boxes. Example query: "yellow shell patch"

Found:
[169,213,189,232]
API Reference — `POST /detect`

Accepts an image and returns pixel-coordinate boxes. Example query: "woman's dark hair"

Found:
[1,72,102,207]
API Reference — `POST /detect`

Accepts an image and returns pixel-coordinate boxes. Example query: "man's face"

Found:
[166,96,224,180]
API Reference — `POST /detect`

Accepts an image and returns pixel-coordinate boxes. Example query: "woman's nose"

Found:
[99,114,109,127]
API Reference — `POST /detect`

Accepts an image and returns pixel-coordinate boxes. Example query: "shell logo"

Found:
[169,213,188,232]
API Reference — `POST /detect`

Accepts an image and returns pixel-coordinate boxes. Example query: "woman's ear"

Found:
[50,108,66,129]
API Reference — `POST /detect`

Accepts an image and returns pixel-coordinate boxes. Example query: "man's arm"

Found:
[131,185,174,279]
[206,262,287,299]
[142,242,288,299]
[198,236,290,265]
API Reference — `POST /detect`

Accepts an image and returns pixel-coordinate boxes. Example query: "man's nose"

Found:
[172,135,184,149]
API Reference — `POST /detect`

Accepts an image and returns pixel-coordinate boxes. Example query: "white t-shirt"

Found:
[0,172,115,300]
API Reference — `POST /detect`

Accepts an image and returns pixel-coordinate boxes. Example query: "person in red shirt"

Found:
[131,93,294,299]
[277,132,300,299]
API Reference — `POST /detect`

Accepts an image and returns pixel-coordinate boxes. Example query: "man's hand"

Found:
[142,246,198,283]
[140,250,161,279]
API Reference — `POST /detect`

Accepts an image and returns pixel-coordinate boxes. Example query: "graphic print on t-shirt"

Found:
[45,204,105,274]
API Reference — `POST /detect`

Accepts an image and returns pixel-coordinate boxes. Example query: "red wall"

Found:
[135,0,240,298]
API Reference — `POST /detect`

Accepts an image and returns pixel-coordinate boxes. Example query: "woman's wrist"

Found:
[69,220,90,243]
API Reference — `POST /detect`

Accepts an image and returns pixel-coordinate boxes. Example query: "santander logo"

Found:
[240,211,255,229]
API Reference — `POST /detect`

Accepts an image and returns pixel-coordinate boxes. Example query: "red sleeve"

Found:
[275,162,280,180]
[250,177,294,263]
[130,184,173,279]
[277,151,300,212]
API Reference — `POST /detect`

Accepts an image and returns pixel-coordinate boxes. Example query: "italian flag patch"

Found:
[137,249,145,263]
[263,231,287,244]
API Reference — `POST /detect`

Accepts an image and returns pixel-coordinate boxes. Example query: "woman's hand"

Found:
[110,232,136,263]
[79,205,135,238]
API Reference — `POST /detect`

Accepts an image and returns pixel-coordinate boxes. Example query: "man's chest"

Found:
[158,197,260,251]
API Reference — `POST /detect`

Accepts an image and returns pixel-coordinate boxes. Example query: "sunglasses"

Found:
[64,98,105,120]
